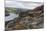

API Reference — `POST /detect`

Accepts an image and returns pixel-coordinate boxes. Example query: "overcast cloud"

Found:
[5,0,43,9]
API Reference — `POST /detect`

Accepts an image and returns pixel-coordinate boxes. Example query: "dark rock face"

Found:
[5,10,10,16]
[5,13,10,16]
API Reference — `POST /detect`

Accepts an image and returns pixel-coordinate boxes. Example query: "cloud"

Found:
[5,1,25,8]
[5,0,43,9]
[6,0,44,2]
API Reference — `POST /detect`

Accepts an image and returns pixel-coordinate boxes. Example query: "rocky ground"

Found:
[5,5,44,31]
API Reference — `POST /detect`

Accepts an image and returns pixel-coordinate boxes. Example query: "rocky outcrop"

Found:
[5,5,44,30]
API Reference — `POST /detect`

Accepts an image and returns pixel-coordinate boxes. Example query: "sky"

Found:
[5,0,44,9]
[6,0,44,2]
